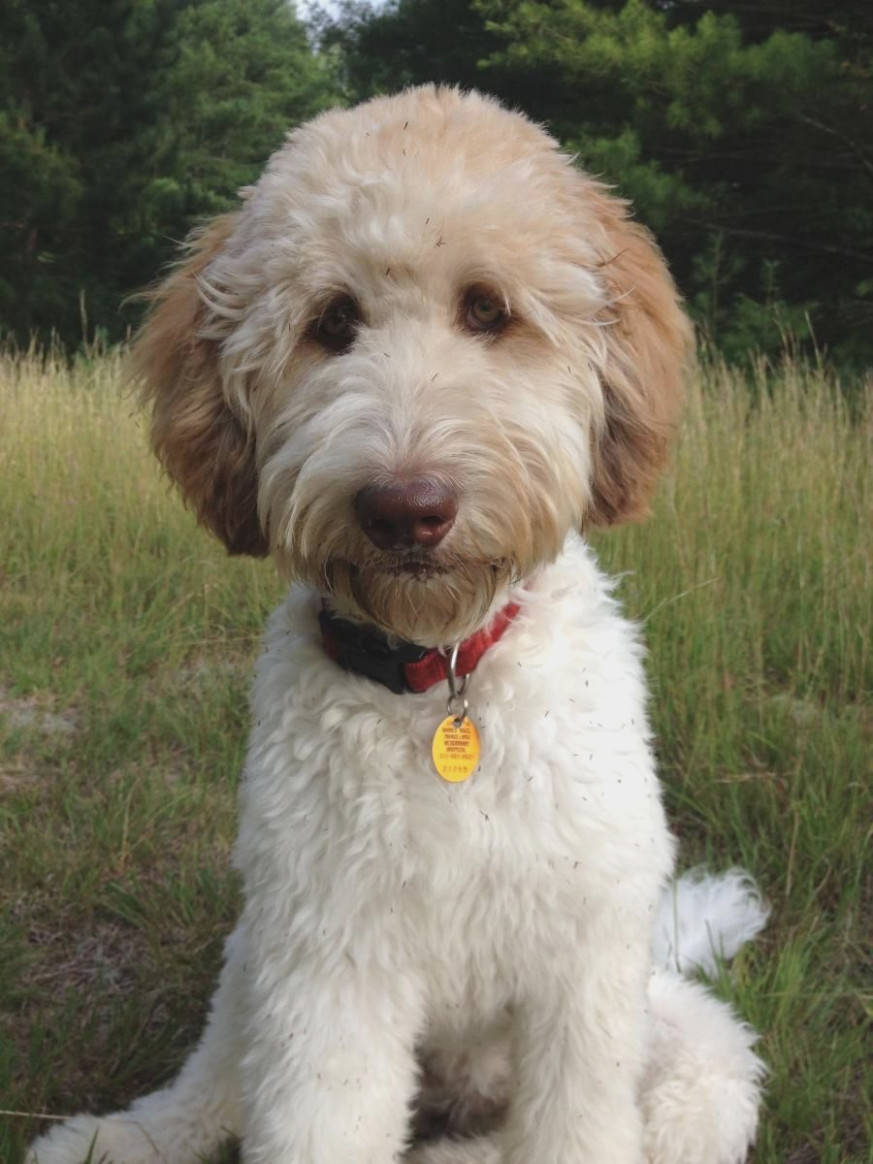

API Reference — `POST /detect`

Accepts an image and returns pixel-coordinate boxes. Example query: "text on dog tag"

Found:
[431,714,480,783]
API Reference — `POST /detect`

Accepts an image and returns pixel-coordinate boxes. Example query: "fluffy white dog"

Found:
[29,86,767,1164]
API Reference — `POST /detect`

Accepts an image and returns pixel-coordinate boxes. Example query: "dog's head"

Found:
[135,86,689,645]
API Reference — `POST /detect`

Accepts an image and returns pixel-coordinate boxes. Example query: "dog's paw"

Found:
[27,1113,165,1164]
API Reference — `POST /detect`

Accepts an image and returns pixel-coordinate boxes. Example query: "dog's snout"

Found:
[355,479,458,550]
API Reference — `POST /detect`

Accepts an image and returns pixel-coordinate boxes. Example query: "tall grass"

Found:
[1,347,871,1162]
[601,357,873,1162]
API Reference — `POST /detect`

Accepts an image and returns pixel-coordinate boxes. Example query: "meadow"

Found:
[1,347,871,1162]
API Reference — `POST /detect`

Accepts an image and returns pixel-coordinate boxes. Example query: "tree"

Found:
[321,0,502,97]
[0,0,339,348]
[328,0,873,365]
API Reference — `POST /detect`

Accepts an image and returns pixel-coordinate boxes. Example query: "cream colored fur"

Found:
[29,86,765,1164]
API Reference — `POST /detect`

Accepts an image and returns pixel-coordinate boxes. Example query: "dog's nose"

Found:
[354,479,458,550]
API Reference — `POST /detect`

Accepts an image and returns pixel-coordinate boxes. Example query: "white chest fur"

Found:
[234,536,675,1011]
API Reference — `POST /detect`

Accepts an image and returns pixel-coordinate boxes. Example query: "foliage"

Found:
[328,0,873,367]
[316,0,503,95]
[2,350,871,1159]
[2,0,871,365]
[0,0,338,348]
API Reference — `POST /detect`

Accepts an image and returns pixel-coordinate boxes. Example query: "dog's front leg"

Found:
[501,919,650,1164]
[238,928,424,1164]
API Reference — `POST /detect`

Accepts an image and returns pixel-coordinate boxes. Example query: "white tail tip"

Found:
[653,868,769,978]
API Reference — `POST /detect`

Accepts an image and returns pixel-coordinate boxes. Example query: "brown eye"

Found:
[312,295,361,353]
[462,287,508,334]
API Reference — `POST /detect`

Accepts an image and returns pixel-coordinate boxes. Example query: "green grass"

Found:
[2,347,871,1162]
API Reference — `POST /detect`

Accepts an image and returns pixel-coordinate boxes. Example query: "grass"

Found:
[1,346,871,1162]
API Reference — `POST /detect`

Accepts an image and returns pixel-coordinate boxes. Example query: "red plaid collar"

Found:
[319,602,521,695]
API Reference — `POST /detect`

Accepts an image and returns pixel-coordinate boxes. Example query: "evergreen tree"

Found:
[0,0,338,348]
[328,0,873,364]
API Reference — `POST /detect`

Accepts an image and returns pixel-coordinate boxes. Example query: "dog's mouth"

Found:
[322,554,445,594]
[332,548,454,582]
[317,553,515,645]
[379,556,448,580]
[332,551,509,583]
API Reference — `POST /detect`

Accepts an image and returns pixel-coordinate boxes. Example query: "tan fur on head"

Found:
[132,213,269,557]
[131,86,690,642]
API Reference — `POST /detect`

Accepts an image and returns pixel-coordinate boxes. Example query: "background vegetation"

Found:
[2,2,871,1162]
[2,351,871,1161]
[2,0,872,364]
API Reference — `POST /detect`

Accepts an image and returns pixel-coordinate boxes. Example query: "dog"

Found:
[29,86,767,1164]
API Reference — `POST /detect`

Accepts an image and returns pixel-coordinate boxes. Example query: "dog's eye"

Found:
[462,287,508,335]
[312,295,362,354]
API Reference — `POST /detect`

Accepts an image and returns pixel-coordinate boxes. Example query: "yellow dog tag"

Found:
[431,714,480,783]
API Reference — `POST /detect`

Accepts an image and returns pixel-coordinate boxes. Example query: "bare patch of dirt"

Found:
[0,752,46,794]
[22,917,145,998]
[0,686,78,739]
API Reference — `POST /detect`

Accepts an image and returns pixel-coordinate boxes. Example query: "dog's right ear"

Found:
[131,214,269,557]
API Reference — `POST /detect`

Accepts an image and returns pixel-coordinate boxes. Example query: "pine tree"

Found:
[328,0,873,364]
[0,0,339,347]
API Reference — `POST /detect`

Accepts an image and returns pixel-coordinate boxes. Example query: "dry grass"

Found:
[1,345,871,1162]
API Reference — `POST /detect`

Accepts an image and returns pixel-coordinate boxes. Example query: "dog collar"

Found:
[319,603,520,695]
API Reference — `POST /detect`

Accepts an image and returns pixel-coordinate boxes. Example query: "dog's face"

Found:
[135,87,689,645]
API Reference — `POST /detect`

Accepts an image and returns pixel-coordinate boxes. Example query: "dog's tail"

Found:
[640,871,768,1163]
[652,868,769,977]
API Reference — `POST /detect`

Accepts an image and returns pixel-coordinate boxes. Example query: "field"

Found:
[1,347,871,1162]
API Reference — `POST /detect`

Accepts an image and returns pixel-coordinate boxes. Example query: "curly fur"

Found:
[29,86,764,1164]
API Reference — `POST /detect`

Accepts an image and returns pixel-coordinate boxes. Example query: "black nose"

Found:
[354,479,458,551]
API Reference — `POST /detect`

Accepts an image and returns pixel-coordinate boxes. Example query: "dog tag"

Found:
[431,714,480,782]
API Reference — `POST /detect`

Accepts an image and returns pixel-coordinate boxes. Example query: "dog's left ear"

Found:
[585,188,692,527]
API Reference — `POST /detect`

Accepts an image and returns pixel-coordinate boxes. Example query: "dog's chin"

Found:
[320,556,512,647]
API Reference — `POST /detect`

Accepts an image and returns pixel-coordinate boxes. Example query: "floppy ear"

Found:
[586,190,692,526]
[131,214,269,557]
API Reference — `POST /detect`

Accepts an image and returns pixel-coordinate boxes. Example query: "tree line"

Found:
[2,0,871,366]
